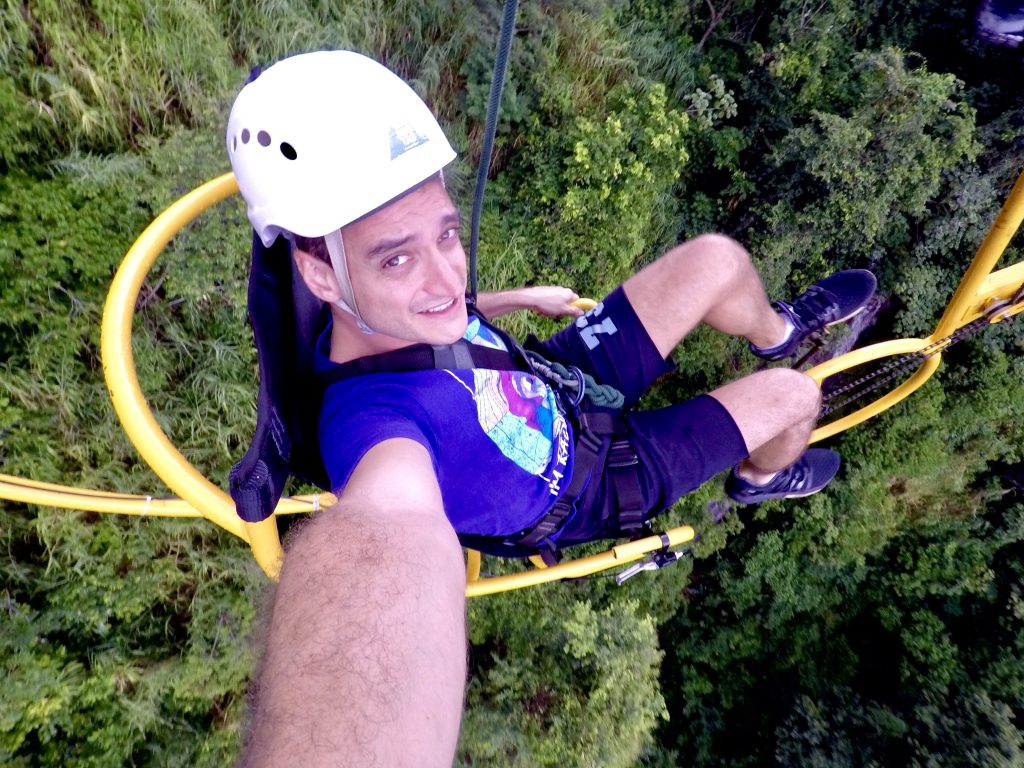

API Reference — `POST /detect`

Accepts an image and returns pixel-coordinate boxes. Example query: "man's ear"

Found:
[293,248,342,304]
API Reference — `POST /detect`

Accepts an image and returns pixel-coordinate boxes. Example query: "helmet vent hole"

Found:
[280,142,297,160]
[258,130,271,147]
[241,129,250,144]
[232,136,237,151]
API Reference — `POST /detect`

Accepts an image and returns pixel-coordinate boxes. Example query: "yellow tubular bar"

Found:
[465,549,482,582]
[0,468,331,520]
[0,474,205,518]
[100,173,273,555]
[935,168,1024,337]
[465,525,696,597]
[807,166,1024,441]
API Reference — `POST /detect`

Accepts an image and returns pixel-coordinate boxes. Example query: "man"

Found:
[228,51,874,767]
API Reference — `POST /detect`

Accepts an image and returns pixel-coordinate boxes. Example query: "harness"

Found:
[515,410,646,563]
[229,235,647,560]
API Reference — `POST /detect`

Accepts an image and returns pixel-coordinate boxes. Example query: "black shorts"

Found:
[535,286,749,544]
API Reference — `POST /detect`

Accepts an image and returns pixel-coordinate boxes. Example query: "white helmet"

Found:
[226,50,457,331]
[227,49,456,243]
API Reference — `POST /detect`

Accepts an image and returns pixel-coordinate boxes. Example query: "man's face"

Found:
[342,177,468,346]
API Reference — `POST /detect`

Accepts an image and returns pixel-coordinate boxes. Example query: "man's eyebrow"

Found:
[364,211,461,259]
[366,234,414,260]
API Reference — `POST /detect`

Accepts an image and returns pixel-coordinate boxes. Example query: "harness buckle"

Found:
[574,412,606,454]
[607,439,638,468]
[516,499,574,548]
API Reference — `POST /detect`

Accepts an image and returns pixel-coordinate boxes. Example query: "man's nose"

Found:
[425,248,465,293]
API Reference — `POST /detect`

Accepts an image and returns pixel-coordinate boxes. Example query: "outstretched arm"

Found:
[477,285,584,318]
[240,439,466,768]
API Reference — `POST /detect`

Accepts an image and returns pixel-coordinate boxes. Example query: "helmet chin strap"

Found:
[323,229,374,334]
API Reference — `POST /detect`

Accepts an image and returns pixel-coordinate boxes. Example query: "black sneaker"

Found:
[725,448,841,504]
[976,0,1024,48]
[751,269,877,361]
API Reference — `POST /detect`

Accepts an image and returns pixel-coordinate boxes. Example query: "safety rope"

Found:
[468,0,520,304]
[820,287,1024,417]
[525,350,626,410]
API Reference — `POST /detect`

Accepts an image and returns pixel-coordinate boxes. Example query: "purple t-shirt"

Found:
[316,317,574,537]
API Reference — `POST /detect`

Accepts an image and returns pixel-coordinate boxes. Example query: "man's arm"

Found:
[476,285,584,318]
[240,439,467,768]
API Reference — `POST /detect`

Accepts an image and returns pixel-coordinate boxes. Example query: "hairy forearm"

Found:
[476,286,582,319]
[476,288,534,318]
[240,502,467,768]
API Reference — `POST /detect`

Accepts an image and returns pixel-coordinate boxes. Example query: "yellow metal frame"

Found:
[805,168,1024,442]
[4,166,1022,593]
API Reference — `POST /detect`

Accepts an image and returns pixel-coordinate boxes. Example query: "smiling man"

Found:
[227,51,875,767]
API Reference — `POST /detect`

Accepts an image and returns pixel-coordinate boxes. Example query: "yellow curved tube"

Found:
[244,518,285,578]
[465,525,695,597]
[805,165,1024,440]
[808,349,942,443]
[101,173,256,546]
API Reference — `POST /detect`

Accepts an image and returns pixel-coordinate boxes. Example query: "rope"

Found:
[525,351,625,410]
[467,0,520,304]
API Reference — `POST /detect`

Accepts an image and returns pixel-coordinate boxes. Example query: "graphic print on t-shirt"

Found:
[444,369,568,496]
[463,316,508,351]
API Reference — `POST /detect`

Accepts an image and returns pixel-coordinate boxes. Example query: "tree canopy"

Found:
[1,1,1022,765]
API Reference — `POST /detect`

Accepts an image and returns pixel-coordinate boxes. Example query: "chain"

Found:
[819,289,1023,417]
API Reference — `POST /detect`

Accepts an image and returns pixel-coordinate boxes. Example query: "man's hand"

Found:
[521,286,585,317]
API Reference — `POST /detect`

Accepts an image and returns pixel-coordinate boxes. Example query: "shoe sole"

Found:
[729,487,825,504]
[819,303,868,331]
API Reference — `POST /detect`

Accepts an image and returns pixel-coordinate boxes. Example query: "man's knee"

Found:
[663,233,752,285]
[710,367,820,453]
[755,367,821,422]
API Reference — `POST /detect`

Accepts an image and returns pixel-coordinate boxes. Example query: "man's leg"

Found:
[707,367,820,481]
[622,234,846,494]
[622,233,790,358]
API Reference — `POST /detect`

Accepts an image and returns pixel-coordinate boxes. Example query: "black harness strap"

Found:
[314,307,536,386]
[607,436,645,535]
[515,410,645,563]
[316,338,521,385]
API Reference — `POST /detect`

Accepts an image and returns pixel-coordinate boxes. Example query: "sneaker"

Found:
[725,448,841,504]
[976,0,1024,48]
[751,269,877,361]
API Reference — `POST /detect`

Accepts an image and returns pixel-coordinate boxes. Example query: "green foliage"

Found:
[461,597,666,767]
[755,49,978,294]
[3,0,1024,765]
[482,81,689,306]
[1,0,236,166]
[0,121,262,764]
